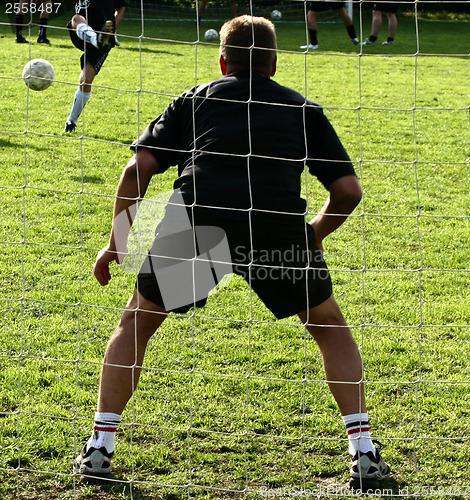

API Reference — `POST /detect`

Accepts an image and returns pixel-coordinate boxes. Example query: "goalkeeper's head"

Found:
[219,15,277,78]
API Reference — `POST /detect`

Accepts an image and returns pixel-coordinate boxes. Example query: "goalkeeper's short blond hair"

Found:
[219,15,277,71]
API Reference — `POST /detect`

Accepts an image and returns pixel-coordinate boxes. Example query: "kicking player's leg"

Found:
[64,61,95,132]
[71,14,98,47]
[79,60,96,94]
[71,14,114,51]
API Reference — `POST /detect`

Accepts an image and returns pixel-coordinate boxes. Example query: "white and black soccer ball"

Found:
[204,28,219,42]
[22,59,55,91]
[271,10,282,21]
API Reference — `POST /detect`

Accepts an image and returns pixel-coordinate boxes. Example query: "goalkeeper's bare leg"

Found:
[74,290,167,479]
[298,295,365,416]
[98,289,168,414]
[298,295,390,487]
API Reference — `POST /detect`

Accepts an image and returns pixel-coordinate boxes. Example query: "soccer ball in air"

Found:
[271,10,282,21]
[204,29,219,42]
[22,59,55,91]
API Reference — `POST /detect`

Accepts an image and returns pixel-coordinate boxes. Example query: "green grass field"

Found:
[1,5,470,499]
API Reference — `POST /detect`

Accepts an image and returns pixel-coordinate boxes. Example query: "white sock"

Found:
[67,89,91,124]
[342,413,376,456]
[76,22,98,48]
[86,412,121,454]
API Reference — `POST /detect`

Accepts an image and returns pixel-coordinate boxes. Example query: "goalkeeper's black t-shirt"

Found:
[132,71,355,230]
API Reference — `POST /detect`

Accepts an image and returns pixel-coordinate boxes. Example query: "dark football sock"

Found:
[16,14,24,37]
[309,29,318,45]
[39,17,48,37]
[346,24,357,39]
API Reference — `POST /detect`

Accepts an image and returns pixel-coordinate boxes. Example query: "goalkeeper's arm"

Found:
[308,174,362,252]
[93,148,160,286]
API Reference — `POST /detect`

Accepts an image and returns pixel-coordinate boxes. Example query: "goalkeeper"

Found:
[75,15,391,488]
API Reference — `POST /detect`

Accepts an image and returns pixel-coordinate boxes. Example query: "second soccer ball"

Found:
[204,29,219,42]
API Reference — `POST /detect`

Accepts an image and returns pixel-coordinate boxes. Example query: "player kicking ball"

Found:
[63,0,115,133]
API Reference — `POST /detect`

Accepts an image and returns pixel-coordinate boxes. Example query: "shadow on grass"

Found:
[0,466,410,499]
[98,486,181,500]
[121,46,184,57]
[0,137,19,149]
[378,477,404,498]
[0,135,54,152]
[1,472,183,500]
[69,175,105,184]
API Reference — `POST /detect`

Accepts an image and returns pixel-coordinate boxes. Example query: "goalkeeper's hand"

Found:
[93,245,126,286]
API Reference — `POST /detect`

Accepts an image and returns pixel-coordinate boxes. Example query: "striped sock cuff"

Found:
[93,423,118,432]
[345,420,370,435]
[342,413,370,435]
[93,412,121,432]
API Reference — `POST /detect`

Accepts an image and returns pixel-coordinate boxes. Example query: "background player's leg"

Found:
[114,4,126,45]
[371,9,383,38]
[227,0,237,18]
[386,12,397,40]
[197,0,208,23]
[363,9,383,44]
[37,0,52,44]
[337,7,358,43]
[301,10,319,49]
[14,0,30,42]
[114,5,125,30]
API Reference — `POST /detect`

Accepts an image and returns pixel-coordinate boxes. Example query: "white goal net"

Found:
[0,0,469,498]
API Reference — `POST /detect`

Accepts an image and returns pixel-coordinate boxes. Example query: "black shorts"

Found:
[307,1,346,12]
[136,220,332,319]
[373,2,399,13]
[67,21,112,74]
